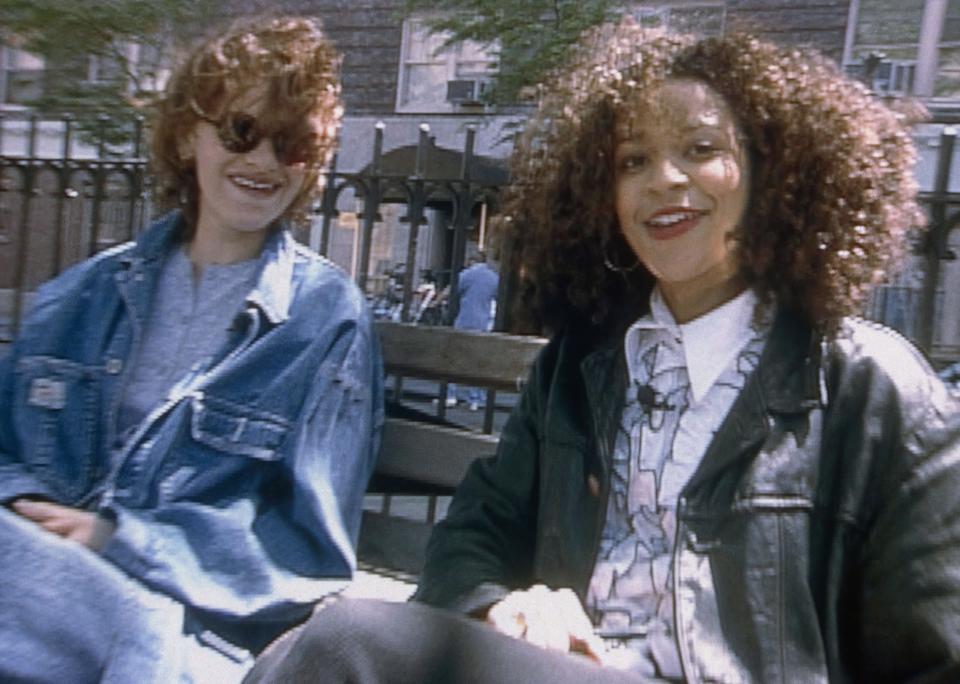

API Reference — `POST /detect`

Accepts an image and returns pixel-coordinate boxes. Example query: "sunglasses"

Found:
[191,101,318,166]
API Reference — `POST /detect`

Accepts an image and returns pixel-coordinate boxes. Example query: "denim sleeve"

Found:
[0,339,62,503]
[0,259,119,504]
[99,311,385,624]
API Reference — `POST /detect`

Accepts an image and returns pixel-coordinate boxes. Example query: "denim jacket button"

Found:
[105,358,123,374]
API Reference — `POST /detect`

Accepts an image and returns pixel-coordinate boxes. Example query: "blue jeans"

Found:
[448,384,485,407]
[0,507,252,683]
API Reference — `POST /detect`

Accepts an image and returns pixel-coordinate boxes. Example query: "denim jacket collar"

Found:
[119,210,295,325]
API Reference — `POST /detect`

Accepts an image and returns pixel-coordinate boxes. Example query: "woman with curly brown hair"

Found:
[499,27,923,339]
[0,16,382,683]
[246,20,960,684]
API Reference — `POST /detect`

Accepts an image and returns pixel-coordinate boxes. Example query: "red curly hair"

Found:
[150,15,342,235]
[502,21,924,336]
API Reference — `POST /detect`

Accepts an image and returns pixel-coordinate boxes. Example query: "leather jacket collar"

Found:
[578,306,821,493]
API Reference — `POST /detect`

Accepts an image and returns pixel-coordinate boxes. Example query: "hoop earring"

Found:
[603,246,640,274]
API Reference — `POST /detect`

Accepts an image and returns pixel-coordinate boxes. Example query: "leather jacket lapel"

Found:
[685,308,820,496]
[580,339,627,485]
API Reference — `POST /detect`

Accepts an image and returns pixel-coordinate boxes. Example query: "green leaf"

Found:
[401,0,621,103]
[0,0,220,147]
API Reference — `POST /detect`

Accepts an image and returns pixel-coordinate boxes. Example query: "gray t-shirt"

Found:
[117,246,260,436]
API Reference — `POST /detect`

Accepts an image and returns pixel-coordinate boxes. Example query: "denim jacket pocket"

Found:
[13,355,100,498]
[189,393,290,461]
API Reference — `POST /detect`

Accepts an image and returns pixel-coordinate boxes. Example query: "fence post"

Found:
[317,153,338,256]
[10,115,39,334]
[356,122,384,291]
[126,115,146,241]
[918,125,956,353]
[400,124,430,321]
[52,115,75,272]
[447,126,476,325]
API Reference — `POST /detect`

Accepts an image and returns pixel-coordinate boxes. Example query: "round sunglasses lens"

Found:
[279,130,322,166]
[220,113,260,154]
[280,143,310,166]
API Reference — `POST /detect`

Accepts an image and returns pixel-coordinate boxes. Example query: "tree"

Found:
[401,0,622,105]
[0,0,220,150]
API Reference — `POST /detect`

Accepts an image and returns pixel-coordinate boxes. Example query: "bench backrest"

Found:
[358,321,547,576]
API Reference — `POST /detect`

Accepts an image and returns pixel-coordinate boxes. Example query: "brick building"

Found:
[1,1,958,355]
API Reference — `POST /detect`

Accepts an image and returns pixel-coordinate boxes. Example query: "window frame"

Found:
[395,17,498,114]
[622,1,727,37]
[0,45,45,108]
[841,0,959,100]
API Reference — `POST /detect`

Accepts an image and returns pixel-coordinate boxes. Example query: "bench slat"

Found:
[374,417,496,489]
[362,326,546,581]
[375,321,546,390]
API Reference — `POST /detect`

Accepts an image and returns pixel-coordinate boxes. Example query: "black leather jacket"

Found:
[415,309,960,683]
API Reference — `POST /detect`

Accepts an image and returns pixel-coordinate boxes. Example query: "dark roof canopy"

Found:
[361,141,509,185]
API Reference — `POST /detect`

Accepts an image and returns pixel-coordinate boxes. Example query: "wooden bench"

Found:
[357,321,547,579]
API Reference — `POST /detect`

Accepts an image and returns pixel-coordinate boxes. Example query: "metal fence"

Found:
[0,114,150,342]
[314,123,505,327]
[864,115,960,363]
[2,111,960,364]
[0,114,505,344]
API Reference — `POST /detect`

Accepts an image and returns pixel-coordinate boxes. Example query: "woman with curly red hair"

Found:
[0,16,382,683]
[247,20,960,684]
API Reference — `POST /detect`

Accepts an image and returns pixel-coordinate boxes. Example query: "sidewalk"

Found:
[344,565,418,602]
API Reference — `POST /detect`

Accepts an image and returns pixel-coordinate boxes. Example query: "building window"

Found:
[0,47,44,106]
[85,53,125,85]
[396,18,498,114]
[624,2,726,36]
[86,42,169,96]
[843,0,960,99]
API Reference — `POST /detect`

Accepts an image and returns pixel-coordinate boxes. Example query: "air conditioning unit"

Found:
[446,79,489,104]
[873,59,915,95]
[845,58,916,96]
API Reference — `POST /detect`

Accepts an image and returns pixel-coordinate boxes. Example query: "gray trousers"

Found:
[244,598,652,684]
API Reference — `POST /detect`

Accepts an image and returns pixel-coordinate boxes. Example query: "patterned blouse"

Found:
[586,288,770,678]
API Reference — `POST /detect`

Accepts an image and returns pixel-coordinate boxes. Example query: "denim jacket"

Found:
[0,211,384,648]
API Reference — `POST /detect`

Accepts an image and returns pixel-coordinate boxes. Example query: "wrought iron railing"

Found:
[2,111,960,365]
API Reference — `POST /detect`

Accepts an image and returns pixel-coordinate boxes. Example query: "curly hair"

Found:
[502,20,924,336]
[150,15,342,234]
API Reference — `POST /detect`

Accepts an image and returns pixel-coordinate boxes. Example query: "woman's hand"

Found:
[485,584,605,662]
[11,499,115,551]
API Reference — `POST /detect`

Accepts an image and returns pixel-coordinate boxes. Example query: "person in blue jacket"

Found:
[449,251,499,409]
[0,16,382,683]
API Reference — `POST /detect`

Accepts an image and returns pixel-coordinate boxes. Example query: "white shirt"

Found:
[587,287,770,677]
[625,287,761,403]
